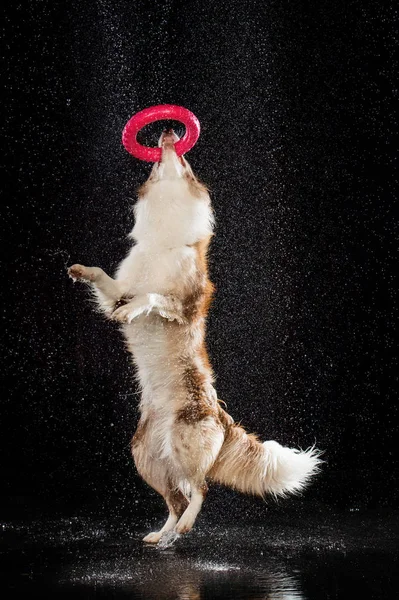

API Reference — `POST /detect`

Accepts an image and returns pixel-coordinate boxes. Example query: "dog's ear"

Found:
[181,157,209,197]
[183,171,210,197]
[137,166,158,197]
[137,180,149,197]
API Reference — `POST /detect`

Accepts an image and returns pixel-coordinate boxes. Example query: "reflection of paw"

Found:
[68,264,100,282]
[143,531,162,544]
[111,299,148,323]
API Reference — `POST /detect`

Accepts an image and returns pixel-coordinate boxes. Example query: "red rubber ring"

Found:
[122,104,200,162]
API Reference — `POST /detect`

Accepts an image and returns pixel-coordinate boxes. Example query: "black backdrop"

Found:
[1,0,397,519]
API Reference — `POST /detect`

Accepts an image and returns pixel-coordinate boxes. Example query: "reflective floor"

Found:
[2,510,398,599]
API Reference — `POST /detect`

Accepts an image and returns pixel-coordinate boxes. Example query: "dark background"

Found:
[1,0,397,521]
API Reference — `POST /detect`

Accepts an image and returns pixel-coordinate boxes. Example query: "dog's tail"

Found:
[208,421,322,497]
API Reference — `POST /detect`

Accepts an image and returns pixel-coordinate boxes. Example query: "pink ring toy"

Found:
[122,104,200,162]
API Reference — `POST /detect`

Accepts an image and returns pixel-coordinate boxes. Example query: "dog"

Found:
[68,129,322,545]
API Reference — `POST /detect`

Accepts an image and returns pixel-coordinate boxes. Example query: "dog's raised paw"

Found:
[68,264,100,282]
[112,301,147,323]
[68,264,87,281]
[158,309,186,325]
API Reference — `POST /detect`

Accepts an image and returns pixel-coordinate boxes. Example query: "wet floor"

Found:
[2,510,398,599]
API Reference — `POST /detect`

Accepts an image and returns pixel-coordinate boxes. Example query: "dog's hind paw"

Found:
[157,530,181,549]
[143,531,164,544]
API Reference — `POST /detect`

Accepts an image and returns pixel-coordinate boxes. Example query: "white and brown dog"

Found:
[68,129,321,545]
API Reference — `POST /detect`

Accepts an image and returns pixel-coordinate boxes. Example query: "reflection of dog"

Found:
[68,130,321,544]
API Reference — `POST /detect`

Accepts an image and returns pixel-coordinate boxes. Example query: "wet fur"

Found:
[68,133,322,544]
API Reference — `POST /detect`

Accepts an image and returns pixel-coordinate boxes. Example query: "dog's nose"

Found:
[158,128,180,148]
[162,128,175,141]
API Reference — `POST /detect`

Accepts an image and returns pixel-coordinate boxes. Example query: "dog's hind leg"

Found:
[171,416,224,536]
[174,482,208,535]
[143,486,189,544]
[132,424,189,544]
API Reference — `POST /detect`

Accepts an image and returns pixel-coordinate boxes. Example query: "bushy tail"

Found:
[208,423,322,497]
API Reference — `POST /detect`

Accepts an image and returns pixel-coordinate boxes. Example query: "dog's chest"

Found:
[116,244,196,296]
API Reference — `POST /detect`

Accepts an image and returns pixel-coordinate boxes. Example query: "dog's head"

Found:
[138,129,208,198]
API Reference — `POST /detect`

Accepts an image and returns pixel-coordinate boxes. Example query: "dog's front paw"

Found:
[111,299,149,324]
[158,309,187,325]
[68,264,101,282]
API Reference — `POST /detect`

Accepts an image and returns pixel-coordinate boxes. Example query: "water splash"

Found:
[157,530,181,549]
